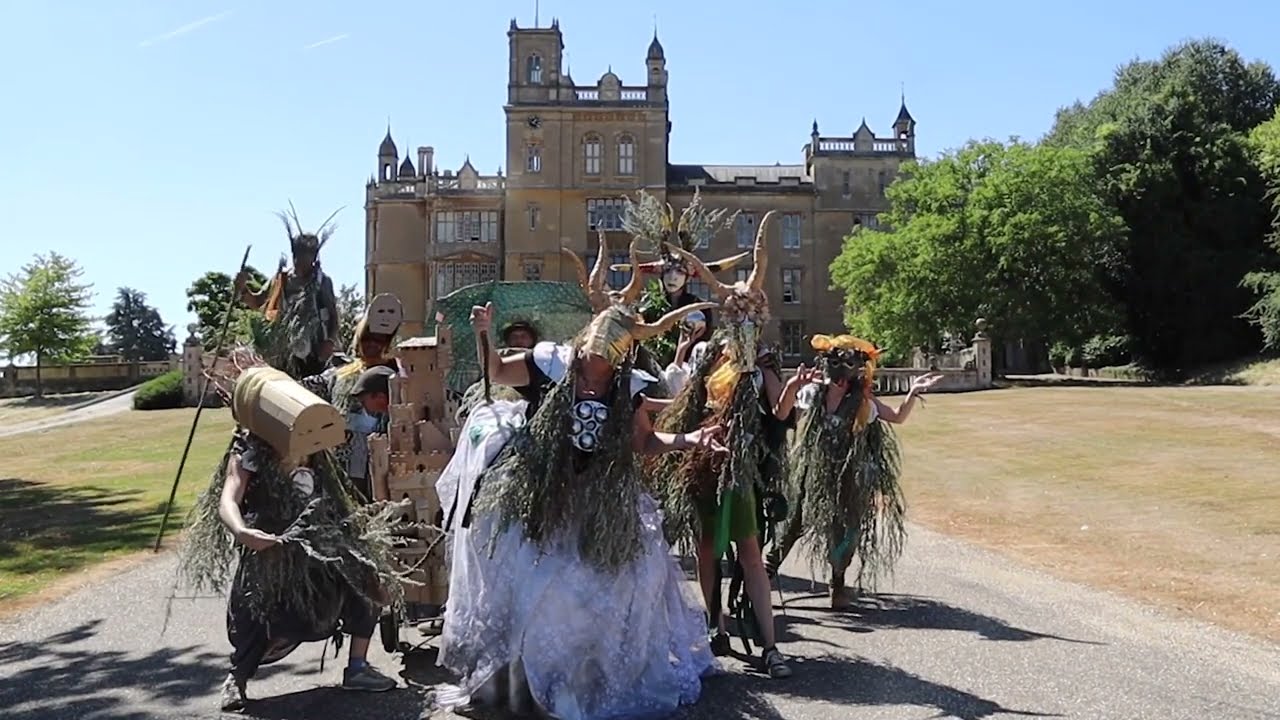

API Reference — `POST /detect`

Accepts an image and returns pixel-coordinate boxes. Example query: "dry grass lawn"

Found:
[898,385,1280,643]
[0,408,233,609]
[0,391,115,425]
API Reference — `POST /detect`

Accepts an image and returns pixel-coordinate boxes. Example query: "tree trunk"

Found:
[34,351,43,399]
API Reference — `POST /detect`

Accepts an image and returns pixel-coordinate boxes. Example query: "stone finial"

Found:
[974,317,989,339]
[185,323,201,346]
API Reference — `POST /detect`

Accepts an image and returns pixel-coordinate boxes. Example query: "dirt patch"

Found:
[898,385,1280,643]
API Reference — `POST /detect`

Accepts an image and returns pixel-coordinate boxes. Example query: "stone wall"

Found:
[0,357,177,398]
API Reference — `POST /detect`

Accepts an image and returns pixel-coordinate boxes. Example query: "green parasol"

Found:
[433,280,594,395]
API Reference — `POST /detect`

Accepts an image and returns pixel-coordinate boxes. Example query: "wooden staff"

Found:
[479,329,493,404]
[152,245,252,552]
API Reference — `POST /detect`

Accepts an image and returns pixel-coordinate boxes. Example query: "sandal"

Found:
[762,647,792,679]
[709,631,732,657]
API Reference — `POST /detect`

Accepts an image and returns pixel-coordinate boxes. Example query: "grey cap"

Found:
[351,365,396,397]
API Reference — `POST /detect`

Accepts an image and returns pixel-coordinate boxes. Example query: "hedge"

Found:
[133,369,185,410]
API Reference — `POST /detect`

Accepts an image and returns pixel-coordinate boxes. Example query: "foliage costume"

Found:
[432,240,717,719]
[770,335,906,597]
[177,350,407,689]
[652,212,788,559]
[250,206,341,379]
[300,294,404,500]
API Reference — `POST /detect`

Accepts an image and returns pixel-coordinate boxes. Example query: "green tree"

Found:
[1045,38,1280,374]
[0,253,96,397]
[336,282,365,351]
[1242,108,1280,349]
[185,267,266,349]
[103,287,176,361]
[830,140,1125,364]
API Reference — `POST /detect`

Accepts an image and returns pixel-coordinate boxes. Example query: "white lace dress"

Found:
[433,344,717,720]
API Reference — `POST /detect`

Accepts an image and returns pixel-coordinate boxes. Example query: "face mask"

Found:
[662,267,688,294]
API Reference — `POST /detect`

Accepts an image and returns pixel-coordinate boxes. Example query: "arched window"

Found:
[526,54,542,84]
[617,135,636,175]
[583,134,602,176]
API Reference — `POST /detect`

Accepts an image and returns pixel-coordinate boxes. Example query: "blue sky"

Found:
[1,0,1277,340]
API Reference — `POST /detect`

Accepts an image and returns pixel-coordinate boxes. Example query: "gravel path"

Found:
[1,526,1277,720]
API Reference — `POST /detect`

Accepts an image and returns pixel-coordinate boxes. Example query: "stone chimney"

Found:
[418,146,434,175]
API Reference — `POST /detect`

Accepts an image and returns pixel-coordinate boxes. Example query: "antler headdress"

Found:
[560,230,648,312]
[664,210,775,324]
[560,234,714,365]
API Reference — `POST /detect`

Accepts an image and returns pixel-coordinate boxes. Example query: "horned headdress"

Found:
[665,210,775,370]
[561,234,715,366]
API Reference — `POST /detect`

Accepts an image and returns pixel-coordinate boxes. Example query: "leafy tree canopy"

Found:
[104,287,176,361]
[0,252,96,396]
[1242,108,1280,350]
[831,140,1125,360]
[185,267,266,349]
[1045,38,1280,372]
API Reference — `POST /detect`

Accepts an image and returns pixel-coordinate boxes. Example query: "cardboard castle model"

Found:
[368,326,456,611]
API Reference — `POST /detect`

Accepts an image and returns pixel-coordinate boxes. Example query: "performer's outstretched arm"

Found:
[219,455,280,551]
[873,372,944,424]
[631,400,725,455]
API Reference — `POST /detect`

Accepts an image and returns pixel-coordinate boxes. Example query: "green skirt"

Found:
[698,484,758,556]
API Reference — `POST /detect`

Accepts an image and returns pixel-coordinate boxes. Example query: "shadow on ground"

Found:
[0,478,161,581]
[392,648,1060,720]
[773,578,1105,646]
[0,618,232,720]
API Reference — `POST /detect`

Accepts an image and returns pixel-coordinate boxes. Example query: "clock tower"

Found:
[502,18,671,284]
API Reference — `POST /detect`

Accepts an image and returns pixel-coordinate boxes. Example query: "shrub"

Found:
[133,369,185,410]
[1081,334,1132,369]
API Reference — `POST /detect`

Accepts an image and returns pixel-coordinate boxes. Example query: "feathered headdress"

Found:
[608,190,749,281]
[277,201,342,256]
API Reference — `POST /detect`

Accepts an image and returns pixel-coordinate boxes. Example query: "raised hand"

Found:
[687,424,728,454]
[788,363,820,388]
[469,302,494,336]
[911,372,945,393]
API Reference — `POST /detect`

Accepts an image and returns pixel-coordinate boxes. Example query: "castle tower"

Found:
[378,126,398,182]
[893,96,916,154]
[646,31,667,105]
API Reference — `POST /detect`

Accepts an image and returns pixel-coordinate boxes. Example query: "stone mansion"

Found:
[364,18,917,358]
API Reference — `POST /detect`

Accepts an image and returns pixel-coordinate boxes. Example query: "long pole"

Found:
[152,245,253,552]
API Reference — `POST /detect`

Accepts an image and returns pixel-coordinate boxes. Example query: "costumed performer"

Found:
[651,211,796,678]
[236,204,342,378]
[176,348,406,712]
[431,239,722,719]
[768,335,943,608]
[301,293,405,500]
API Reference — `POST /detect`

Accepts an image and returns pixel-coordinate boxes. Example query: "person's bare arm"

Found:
[471,303,531,388]
[632,399,723,455]
[773,365,818,420]
[875,372,944,424]
[483,346,532,388]
[219,454,279,551]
